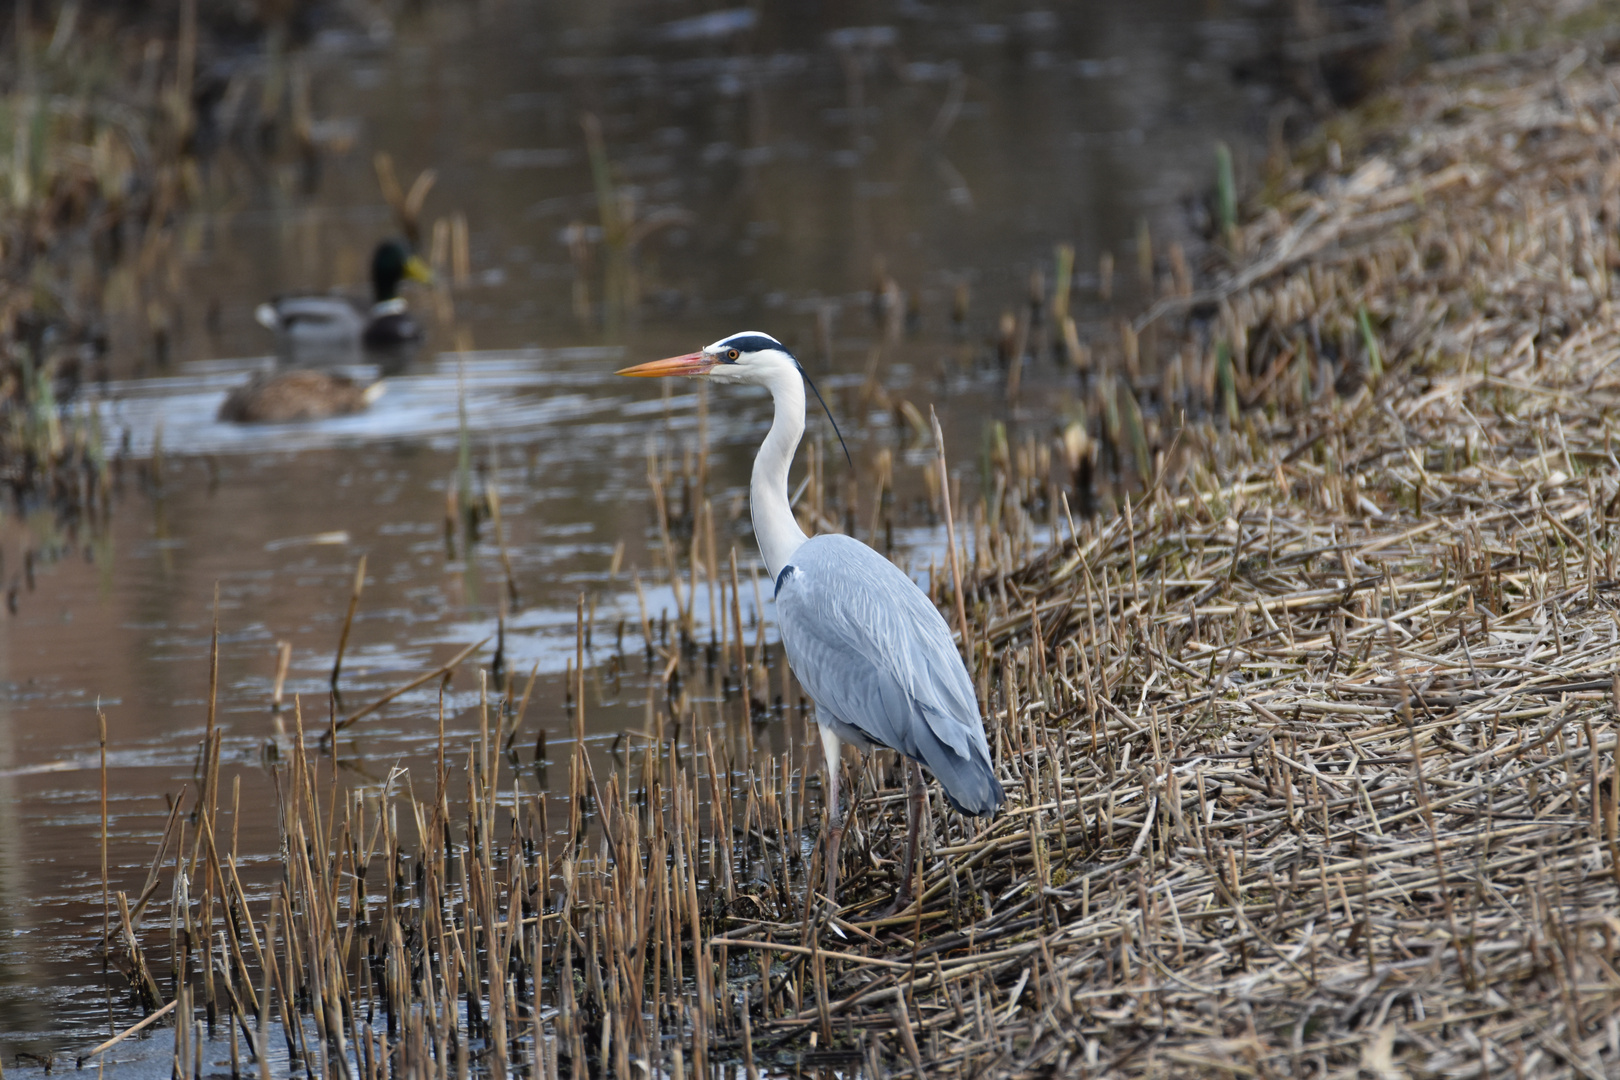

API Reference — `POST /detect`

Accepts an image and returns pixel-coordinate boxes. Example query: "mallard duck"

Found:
[254,240,432,351]
[217,370,385,423]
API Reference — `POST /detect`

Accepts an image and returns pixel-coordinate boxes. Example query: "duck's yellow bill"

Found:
[616,352,715,377]
[404,255,434,284]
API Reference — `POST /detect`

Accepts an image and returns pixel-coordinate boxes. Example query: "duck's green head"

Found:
[372,240,433,301]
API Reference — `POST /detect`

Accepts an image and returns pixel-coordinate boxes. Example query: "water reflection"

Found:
[174,0,1289,363]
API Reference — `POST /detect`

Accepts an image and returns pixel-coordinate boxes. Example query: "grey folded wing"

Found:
[773,533,1004,815]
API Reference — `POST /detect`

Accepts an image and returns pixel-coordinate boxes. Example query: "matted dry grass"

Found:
[824,38,1620,1079]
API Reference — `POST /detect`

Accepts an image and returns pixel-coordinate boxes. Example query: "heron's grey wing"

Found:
[774,534,1003,815]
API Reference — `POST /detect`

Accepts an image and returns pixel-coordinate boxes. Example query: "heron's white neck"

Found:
[750,366,811,580]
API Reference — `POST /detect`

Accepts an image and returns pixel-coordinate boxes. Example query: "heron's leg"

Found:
[895,758,926,908]
[818,725,846,904]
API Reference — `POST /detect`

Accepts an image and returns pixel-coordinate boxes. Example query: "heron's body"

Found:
[774,534,1002,815]
[620,330,1004,907]
[255,240,430,353]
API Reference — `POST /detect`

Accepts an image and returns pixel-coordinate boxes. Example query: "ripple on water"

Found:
[85,347,628,458]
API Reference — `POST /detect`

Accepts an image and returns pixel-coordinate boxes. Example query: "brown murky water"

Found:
[0,0,1310,1063]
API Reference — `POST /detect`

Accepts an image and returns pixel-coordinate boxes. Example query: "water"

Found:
[0,0,1321,1064]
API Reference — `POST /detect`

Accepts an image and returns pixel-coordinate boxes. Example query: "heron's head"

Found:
[616,331,796,387]
[619,331,854,465]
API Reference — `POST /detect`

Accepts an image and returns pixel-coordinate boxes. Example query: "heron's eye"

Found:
[727,349,740,361]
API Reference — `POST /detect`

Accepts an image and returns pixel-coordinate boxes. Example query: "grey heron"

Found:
[619,331,1005,907]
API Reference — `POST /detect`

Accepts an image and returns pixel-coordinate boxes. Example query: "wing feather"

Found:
[774,534,1002,814]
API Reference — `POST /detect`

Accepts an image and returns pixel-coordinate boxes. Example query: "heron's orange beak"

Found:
[616,351,715,378]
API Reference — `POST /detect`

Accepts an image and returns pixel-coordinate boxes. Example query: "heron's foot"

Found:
[805,892,845,933]
[823,821,846,907]
[871,882,916,921]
